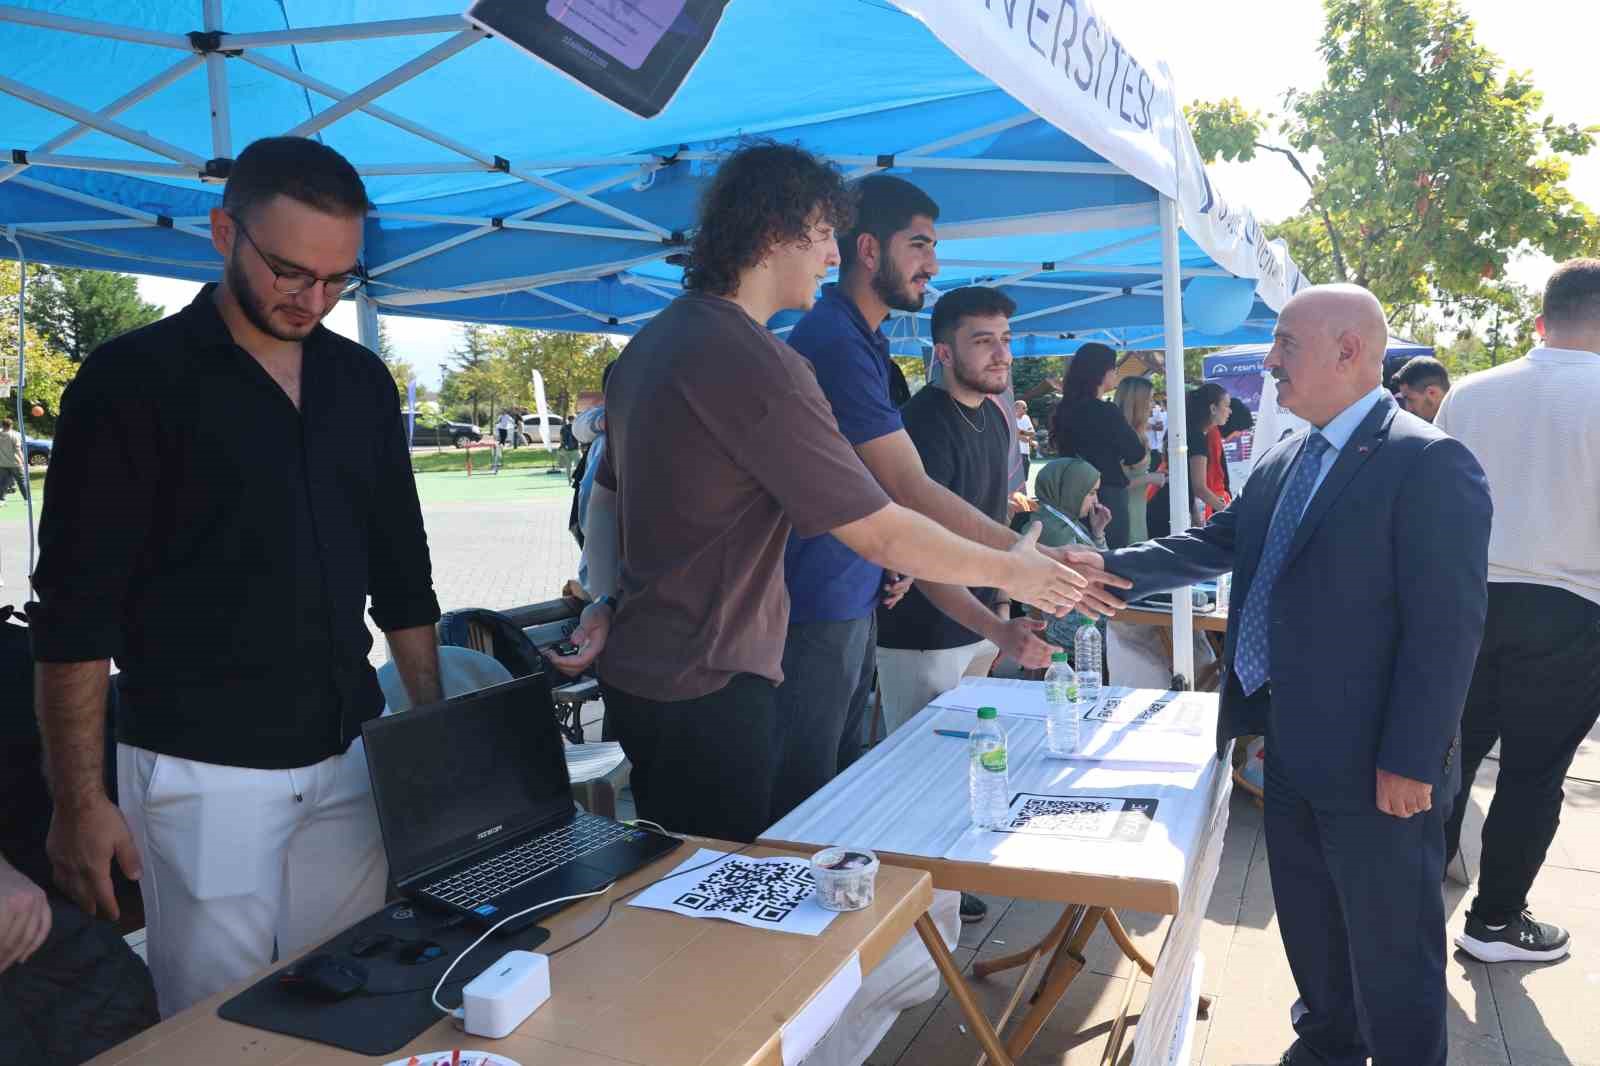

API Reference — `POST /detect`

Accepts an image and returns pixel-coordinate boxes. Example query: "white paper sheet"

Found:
[931,684,1215,767]
[628,848,839,937]
[783,952,862,1066]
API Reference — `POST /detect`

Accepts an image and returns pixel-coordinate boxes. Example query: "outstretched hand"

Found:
[1053,546,1130,618]
[1002,522,1086,617]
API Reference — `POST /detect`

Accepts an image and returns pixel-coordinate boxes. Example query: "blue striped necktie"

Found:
[1234,433,1331,695]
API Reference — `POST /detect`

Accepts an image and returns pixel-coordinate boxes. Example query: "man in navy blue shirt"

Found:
[771,178,1087,846]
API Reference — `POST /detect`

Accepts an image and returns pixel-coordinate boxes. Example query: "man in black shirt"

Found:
[876,287,1056,732]
[29,137,443,1016]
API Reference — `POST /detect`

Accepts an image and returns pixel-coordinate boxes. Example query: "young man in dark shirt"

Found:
[550,145,1093,843]
[770,177,1074,828]
[876,287,1056,731]
[30,137,443,1016]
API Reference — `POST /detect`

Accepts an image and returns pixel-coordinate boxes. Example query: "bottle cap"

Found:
[1051,651,1068,662]
[977,706,998,720]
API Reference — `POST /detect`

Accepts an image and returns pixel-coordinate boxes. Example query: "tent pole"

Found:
[283,30,483,140]
[202,0,231,160]
[221,15,468,49]
[0,73,206,167]
[356,292,381,354]
[0,4,189,49]
[0,54,203,187]
[1159,194,1196,688]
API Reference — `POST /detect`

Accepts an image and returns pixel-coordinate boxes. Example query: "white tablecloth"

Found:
[765,686,1231,1066]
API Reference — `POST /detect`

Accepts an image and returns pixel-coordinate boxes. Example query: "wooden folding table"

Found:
[88,842,933,1066]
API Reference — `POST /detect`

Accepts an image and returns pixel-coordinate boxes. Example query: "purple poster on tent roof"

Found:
[547,0,687,70]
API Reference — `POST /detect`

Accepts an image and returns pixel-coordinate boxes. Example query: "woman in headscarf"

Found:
[1031,457,1112,666]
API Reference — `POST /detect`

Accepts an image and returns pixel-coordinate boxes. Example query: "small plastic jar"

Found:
[810,847,879,912]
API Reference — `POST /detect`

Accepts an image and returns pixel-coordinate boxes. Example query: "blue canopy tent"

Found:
[0,0,1310,687]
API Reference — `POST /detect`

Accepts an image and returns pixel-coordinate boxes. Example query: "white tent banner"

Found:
[891,0,1310,311]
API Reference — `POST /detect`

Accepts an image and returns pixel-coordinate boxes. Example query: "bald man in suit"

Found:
[1076,285,1492,1065]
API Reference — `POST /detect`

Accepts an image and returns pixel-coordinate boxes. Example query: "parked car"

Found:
[25,437,50,466]
[520,413,568,448]
[410,419,482,449]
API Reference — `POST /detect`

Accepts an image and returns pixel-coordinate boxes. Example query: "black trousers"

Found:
[1445,582,1600,923]
[601,675,781,843]
[771,614,877,822]
[1265,752,1450,1066]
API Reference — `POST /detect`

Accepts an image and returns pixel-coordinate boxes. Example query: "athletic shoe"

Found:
[1456,910,1570,963]
[959,893,988,924]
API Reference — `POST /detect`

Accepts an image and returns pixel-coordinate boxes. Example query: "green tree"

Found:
[373,318,417,397]
[1186,0,1598,324]
[30,266,163,362]
[484,329,615,416]
[1,264,76,434]
[442,323,499,424]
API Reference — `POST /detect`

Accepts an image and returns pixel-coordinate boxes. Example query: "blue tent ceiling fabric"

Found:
[0,1,1306,352]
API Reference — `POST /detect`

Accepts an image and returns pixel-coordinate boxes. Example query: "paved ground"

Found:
[0,468,582,647]
[6,471,1598,1065]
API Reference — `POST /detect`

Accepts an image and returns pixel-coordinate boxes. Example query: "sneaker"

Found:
[1456,910,1570,963]
[959,893,988,924]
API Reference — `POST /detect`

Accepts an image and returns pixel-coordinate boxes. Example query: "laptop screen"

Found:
[362,675,574,884]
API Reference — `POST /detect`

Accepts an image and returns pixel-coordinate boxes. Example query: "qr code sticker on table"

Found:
[674,856,816,924]
[1002,794,1159,843]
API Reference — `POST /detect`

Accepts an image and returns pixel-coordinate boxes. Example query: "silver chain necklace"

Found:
[949,392,988,433]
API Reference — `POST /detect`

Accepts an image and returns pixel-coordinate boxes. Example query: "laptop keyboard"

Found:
[421,815,636,909]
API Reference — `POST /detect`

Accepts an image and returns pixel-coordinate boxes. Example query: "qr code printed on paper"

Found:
[1003,794,1159,843]
[1083,694,1201,732]
[674,857,816,924]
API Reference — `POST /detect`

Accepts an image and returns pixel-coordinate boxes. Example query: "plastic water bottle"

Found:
[969,707,1010,830]
[1216,573,1232,612]
[1074,626,1103,710]
[1044,652,1079,756]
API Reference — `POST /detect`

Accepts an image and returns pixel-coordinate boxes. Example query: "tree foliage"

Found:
[30,266,162,362]
[481,329,617,417]
[1187,0,1598,326]
[374,318,417,398]
[0,264,75,433]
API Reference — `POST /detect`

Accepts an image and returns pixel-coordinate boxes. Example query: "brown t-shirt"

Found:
[596,293,890,701]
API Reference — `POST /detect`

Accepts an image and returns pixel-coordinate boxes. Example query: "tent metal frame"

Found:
[0,2,1226,686]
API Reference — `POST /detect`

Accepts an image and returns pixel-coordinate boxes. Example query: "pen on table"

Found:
[934,728,971,739]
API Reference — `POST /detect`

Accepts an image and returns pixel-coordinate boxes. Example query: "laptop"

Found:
[362,675,679,927]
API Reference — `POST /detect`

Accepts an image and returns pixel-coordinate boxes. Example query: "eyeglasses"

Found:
[229,214,366,298]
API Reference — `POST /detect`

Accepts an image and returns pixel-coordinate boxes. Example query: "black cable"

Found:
[547,842,756,958]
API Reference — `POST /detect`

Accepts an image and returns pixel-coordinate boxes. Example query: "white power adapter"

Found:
[461,950,551,1038]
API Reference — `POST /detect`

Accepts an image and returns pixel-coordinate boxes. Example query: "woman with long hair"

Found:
[1048,343,1148,548]
[1185,382,1232,522]
[1112,376,1166,542]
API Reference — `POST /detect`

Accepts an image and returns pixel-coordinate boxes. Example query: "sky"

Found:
[135,0,1600,384]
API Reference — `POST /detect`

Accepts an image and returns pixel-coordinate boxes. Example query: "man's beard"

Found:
[871,256,926,313]
[226,251,320,342]
[951,355,1008,396]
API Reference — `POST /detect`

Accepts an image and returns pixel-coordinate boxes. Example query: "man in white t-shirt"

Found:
[1146,400,1167,453]
[1013,399,1035,481]
[1435,258,1600,966]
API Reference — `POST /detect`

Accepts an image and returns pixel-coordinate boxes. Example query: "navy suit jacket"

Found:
[1105,393,1492,811]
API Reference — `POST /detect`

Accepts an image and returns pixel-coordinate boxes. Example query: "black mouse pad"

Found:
[218,901,551,1055]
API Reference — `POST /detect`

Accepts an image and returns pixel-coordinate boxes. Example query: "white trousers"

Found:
[876,640,999,736]
[117,741,388,1017]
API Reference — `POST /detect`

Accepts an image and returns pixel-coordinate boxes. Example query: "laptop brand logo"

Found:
[476,823,504,841]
